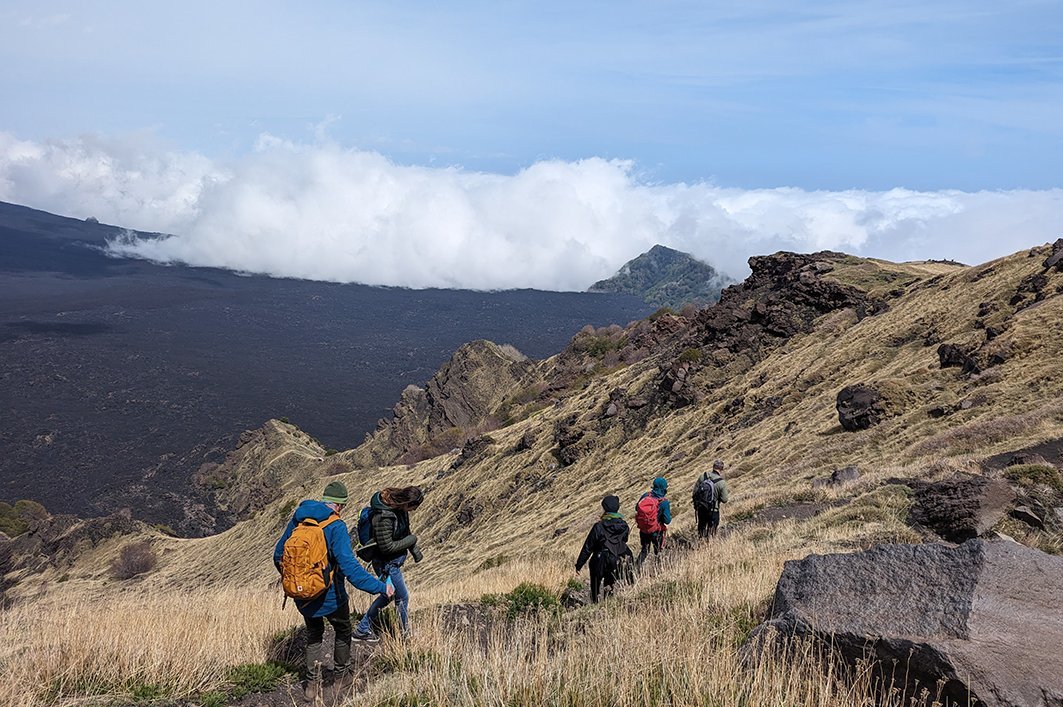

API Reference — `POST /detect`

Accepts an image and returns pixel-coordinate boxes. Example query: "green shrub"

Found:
[678,347,703,363]
[0,503,28,537]
[129,681,168,701]
[500,582,560,618]
[1005,464,1063,492]
[325,448,339,456]
[198,692,227,707]
[480,593,503,608]
[566,577,583,591]
[226,661,289,699]
[648,306,676,321]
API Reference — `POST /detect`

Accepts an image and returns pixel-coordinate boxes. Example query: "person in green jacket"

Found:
[692,459,731,538]
[353,486,424,641]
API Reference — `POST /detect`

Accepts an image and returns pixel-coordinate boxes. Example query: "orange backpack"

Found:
[280,514,341,600]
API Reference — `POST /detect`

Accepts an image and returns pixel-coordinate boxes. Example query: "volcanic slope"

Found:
[2,241,1062,706]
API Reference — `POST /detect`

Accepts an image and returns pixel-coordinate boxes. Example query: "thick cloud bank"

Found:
[1,131,1060,290]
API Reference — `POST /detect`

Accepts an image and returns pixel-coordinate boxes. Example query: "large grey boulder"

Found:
[746,540,1063,706]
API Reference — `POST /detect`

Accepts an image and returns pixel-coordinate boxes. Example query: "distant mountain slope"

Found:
[588,244,735,308]
[0,201,652,534]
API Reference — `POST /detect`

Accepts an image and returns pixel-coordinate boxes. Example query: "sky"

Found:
[1,1,1062,289]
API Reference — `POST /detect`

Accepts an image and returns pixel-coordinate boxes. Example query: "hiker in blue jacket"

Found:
[274,481,392,699]
[635,476,672,567]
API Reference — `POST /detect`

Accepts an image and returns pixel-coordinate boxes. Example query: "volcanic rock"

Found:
[812,465,862,490]
[907,475,1015,542]
[745,540,1063,707]
[937,343,981,374]
[836,385,886,431]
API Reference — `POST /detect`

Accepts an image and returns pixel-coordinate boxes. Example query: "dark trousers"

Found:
[696,506,720,538]
[588,553,633,602]
[303,600,352,679]
[637,531,663,567]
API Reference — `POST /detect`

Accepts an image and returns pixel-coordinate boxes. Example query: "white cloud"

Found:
[0,130,1060,290]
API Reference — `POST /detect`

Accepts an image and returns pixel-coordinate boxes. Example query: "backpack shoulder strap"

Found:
[319,514,341,529]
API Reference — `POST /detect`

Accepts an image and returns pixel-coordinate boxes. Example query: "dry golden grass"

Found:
[0,588,296,705]
[3,245,1061,705]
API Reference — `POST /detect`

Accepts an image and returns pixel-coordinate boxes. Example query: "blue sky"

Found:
[2,0,1061,191]
[1,1,1062,290]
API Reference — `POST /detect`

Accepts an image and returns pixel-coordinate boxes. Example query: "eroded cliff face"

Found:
[351,340,541,467]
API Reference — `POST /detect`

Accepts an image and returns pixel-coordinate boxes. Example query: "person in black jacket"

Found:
[575,495,634,603]
[354,486,424,641]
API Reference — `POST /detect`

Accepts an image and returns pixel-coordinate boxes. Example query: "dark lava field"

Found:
[0,201,651,533]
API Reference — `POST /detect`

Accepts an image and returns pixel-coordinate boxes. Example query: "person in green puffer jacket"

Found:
[353,486,424,641]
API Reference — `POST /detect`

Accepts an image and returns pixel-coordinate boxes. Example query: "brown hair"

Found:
[380,486,424,511]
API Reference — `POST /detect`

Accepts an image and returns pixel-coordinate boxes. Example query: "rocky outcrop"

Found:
[5,512,146,576]
[836,384,886,431]
[906,475,1015,542]
[353,340,540,467]
[195,420,327,523]
[746,540,1063,707]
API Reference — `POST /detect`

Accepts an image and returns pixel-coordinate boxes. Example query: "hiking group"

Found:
[273,481,423,699]
[575,460,730,603]
[274,461,729,697]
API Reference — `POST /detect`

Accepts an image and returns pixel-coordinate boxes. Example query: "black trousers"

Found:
[696,506,720,538]
[637,531,663,566]
[303,599,352,678]
[588,553,633,602]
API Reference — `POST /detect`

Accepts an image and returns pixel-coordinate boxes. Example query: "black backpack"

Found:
[693,475,717,509]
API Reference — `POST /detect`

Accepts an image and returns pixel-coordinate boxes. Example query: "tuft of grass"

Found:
[1005,463,1063,492]
[477,554,511,572]
[226,661,290,699]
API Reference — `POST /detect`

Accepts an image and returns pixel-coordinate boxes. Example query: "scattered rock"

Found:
[1043,238,1063,271]
[450,435,494,470]
[907,475,1015,542]
[1009,505,1045,529]
[836,385,886,431]
[560,583,590,609]
[554,415,594,466]
[937,343,981,374]
[512,429,536,454]
[744,539,1063,707]
[812,465,862,490]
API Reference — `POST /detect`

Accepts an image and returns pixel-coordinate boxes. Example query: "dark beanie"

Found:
[601,495,620,513]
[322,481,349,504]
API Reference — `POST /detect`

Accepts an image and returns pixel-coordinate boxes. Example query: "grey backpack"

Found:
[693,476,717,509]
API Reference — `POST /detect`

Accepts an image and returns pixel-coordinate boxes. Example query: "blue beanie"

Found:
[652,477,668,495]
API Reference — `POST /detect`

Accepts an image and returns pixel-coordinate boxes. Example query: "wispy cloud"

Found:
[1,131,1060,290]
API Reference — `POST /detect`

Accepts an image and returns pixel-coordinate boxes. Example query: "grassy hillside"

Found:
[2,242,1061,705]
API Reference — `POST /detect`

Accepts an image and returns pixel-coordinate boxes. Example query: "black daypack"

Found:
[693,475,717,509]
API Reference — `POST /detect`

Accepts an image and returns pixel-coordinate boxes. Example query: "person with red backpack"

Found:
[575,495,635,602]
[635,476,672,567]
[273,481,393,700]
